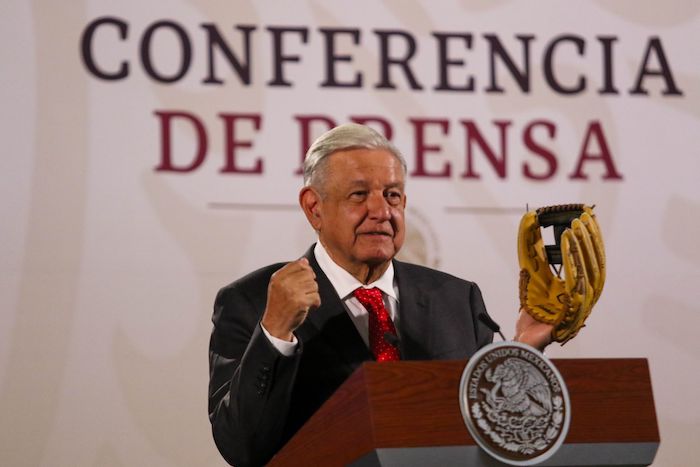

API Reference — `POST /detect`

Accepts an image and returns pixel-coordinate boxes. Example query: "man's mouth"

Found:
[359,231,392,237]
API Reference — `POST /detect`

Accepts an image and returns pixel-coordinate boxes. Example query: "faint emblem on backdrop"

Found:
[459,342,570,465]
[396,206,440,269]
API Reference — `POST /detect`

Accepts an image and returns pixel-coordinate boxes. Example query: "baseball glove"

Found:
[517,204,605,344]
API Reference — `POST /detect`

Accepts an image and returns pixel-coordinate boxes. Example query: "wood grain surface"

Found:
[269,358,659,466]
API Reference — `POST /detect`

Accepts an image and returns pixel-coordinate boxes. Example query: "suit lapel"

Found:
[295,246,373,364]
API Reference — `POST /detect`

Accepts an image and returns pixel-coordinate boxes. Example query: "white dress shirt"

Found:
[261,242,400,356]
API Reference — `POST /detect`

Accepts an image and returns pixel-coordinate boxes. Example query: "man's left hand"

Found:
[514,309,554,352]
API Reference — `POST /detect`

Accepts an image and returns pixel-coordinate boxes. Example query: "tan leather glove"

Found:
[517,205,605,344]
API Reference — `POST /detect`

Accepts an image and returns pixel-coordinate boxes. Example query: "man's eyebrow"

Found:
[345,180,404,189]
[346,180,369,187]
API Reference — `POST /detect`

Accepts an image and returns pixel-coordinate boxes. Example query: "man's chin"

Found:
[356,247,397,265]
[354,235,403,262]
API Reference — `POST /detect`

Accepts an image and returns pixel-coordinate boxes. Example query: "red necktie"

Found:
[353,287,400,362]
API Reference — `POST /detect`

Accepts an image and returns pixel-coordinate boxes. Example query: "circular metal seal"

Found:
[459,342,571,465]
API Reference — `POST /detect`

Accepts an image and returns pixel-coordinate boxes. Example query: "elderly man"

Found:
[208,123,553,466]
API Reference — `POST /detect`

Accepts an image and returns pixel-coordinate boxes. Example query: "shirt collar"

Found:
[313,242,397,301]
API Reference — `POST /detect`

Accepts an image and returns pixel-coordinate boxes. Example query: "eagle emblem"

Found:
[482,358,552,417]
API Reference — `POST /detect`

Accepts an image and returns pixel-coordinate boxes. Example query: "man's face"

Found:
[307,148,406,277]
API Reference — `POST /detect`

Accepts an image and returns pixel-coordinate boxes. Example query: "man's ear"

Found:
[299,186,322,231]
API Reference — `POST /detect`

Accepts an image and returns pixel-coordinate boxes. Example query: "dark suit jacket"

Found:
[208,245,494,466]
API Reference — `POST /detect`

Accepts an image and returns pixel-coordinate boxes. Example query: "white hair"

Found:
[302,123,407,189]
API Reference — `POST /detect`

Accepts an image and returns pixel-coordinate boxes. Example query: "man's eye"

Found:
[386,191,403,205]
[349,191,367,200]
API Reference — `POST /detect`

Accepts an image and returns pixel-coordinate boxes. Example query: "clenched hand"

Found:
[261,258,321,341]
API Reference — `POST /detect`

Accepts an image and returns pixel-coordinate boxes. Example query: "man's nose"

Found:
[367,192,391,220]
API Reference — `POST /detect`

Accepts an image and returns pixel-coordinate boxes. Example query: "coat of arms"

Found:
[459,342,570,465]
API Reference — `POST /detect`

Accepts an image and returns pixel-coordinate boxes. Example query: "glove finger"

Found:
[561,229,588,303]
[571,218,600,297]
[580,211,606,301]
[556,230,590,344]
[567,227,596,322]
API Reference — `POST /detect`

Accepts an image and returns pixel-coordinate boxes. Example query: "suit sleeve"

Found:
[468,282,495,349]
[208,282,301,467]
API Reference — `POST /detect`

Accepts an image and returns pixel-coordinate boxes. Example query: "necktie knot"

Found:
[353,287,384,312]
[353,287,400,362]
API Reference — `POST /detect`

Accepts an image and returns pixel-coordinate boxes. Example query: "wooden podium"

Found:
[269,359,659,466]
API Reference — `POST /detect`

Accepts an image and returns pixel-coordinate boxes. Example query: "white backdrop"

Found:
[2,1,699,466]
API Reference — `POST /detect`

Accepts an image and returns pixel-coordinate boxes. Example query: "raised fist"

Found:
[261,258,321,341]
